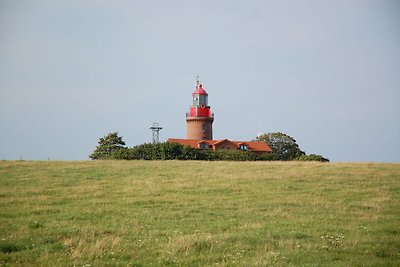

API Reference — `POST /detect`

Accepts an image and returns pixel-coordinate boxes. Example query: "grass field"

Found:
[0,160,399,266]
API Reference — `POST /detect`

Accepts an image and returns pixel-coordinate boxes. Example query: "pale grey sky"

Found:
[1,0,399,162]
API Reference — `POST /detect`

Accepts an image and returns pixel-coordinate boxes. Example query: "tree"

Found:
[256,132,305,160]
[90,132,126,159]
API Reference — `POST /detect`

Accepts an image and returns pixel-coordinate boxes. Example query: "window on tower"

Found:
[199,95,208,106]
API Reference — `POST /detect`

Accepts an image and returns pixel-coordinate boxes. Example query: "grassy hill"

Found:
[0,160,399,266]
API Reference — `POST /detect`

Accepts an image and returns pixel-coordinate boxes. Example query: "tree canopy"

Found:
[89,132,126,159]
[256,132,305,160]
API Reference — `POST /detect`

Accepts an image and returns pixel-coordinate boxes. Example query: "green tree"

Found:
[90,132,126,159]
[256,132,305,160]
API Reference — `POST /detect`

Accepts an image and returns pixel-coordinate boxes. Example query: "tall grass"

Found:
[0,161,399,266]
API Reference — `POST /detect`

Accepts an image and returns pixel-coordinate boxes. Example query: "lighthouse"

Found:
[186,77,214,140]
[168,77,272,154]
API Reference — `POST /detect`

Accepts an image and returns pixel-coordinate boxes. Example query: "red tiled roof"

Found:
[245,141,273,152]
[167,138,272,153]
[212,139,232,146]
[167,139,203,147]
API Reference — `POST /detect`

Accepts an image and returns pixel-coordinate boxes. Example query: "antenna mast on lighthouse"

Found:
[196,75,200,87]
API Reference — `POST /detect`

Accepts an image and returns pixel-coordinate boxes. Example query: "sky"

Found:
[0,0,399,162]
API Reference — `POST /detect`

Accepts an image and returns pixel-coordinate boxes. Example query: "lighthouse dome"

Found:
[193,84,208,95]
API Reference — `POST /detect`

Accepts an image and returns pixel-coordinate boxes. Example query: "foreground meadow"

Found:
[0,160,399,266]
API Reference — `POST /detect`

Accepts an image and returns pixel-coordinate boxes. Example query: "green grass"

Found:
[0,160,399,266]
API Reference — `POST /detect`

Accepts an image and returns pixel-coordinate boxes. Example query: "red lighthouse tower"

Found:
[186,77,214,140]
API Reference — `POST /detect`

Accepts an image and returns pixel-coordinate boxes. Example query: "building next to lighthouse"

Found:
[168,77,272,156]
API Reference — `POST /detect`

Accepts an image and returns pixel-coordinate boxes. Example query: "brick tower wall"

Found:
[186,117,214,140]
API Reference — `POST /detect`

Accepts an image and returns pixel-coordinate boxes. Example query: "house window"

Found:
[200,143,208,149]
[202,124,206,133]
[239,144,248,151]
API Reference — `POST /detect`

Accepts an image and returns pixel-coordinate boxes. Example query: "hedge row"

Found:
[294,154,330,162]
[104,142,328,162]
[107,142,272,161]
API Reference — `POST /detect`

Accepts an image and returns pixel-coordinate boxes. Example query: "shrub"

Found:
[295,154,329,162]
[110,147,137,160]
[257,152,277,161]
[110,143,205,160]
[108,142,298,161]
[212,149,258,161]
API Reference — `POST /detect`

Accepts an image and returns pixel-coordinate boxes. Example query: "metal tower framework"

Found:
[150,122,163,143]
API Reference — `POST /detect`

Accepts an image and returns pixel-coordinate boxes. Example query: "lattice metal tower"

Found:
[150,122,163,143]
